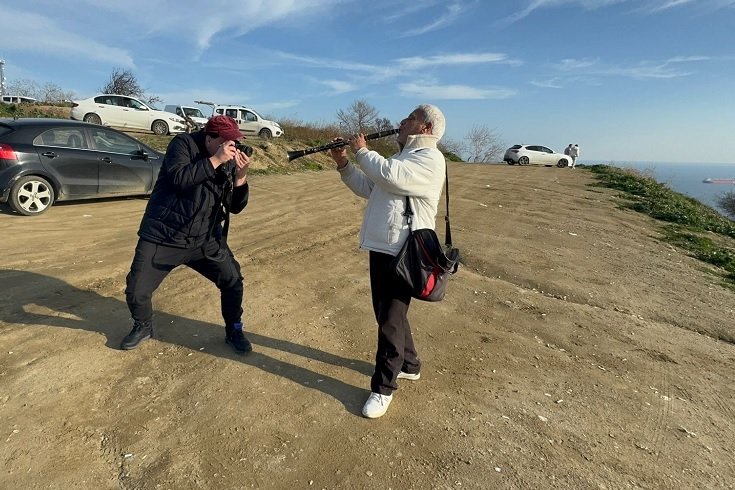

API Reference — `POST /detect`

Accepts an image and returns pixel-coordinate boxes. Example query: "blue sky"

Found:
[2,0,734,164]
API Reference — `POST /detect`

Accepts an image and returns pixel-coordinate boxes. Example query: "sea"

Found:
[584,160,735,213]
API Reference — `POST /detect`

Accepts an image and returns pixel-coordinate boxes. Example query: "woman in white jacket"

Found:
[330,104,446,418]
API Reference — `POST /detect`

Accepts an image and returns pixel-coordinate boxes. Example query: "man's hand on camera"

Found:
[210,141,237,168]
[233,148,250,186]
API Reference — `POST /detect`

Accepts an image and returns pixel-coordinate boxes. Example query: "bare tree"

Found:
[717,191,735,220]
[39,82,74,104]
[336,99,379,133]
[463,124,505,163]
[100,68,142,96]
[6,79,40,98]
[99,68,161,106]
[374,117,393,132]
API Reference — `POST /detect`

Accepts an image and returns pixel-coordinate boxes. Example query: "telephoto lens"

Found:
[235,141,254,157]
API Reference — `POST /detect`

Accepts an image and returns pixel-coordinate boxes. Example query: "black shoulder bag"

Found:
[392,165,460,302]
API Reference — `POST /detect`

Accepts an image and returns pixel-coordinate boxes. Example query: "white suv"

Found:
[70,94,187,135]
[197,102,283,138]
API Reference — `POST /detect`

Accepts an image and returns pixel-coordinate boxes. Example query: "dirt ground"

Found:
[1,164,733,490]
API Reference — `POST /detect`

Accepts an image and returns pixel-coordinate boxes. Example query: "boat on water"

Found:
[702,178,735,184]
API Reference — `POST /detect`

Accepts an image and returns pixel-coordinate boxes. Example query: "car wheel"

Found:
[9,175,55,216]
[519,156,530,165]
[151,120,169,135]
[258,128,272,139]
[507,161,515,165]
[557,159,568,168]
[83,113,102,125]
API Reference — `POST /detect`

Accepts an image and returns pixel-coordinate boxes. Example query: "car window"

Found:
[510,145,522,150]
[225,109,238,119]
[34,128,88,148]
[88,127,141,154]
[526,146,539,151]
[128,98,147,110]
[184,108,205,118]
[36,128,89,149]
[540,146,552,153]
[104,96,120,105]
[241,110,257,122]
[215,109,224,115]
[34,129,64,147]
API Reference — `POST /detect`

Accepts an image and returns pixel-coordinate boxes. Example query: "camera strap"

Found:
[202,165,234,261]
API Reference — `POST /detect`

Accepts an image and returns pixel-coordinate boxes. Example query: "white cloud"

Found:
[401,3,466,37]
[501,0,732,25]
[399,83,517,99]
[542,54,720,84]
[559,58,601,70]
[397,53,522,69]
[643,0,696,12]
[383,0,447,22]
[531,78,565,88]
[1,7,134,67]
[319,80,357,94]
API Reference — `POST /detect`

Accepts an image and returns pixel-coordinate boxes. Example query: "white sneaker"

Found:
[397,371,421,381]
[362,392,393,418]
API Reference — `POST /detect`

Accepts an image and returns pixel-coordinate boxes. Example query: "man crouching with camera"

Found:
[122,115,253,354]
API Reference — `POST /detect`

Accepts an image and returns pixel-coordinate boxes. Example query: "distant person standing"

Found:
[570,144,580,168]
[564,144,573,157]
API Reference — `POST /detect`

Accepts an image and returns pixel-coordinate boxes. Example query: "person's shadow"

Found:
[0,269,374,415]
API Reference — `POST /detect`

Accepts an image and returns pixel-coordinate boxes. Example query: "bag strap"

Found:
[203,166,234,259]
[403,161,452,246]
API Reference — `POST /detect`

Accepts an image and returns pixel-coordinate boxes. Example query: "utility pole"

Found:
[0,59,6,96]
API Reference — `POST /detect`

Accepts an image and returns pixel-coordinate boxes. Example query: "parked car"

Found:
[70,94,187,135]
[0,118,163,216]
[195,101,283,138]
[1,95,38,104]
[504,144,571,167]
[164,104,209,129]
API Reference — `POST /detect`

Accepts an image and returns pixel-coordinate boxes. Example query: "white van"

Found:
[164,105,209,129]
[1,95,38,104]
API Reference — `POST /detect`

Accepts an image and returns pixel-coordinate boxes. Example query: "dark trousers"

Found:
[369,251,421,395]
[125,239,244,327]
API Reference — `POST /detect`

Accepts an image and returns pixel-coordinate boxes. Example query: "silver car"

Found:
[504,144,571,167]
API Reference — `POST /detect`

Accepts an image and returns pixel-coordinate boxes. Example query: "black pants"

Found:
[125,239,244,327]
[369,251,421,395]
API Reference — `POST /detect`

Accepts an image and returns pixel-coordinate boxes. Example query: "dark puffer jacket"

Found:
[137,131,249,248]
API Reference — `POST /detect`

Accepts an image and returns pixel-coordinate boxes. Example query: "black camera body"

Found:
[234,141,254,157]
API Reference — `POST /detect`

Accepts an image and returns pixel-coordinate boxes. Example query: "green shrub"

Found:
[589,164,735,284]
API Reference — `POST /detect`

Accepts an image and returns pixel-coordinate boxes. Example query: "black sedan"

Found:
[0,118,164,215]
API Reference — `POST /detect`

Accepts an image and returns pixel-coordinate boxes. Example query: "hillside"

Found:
[1,163,733,489]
